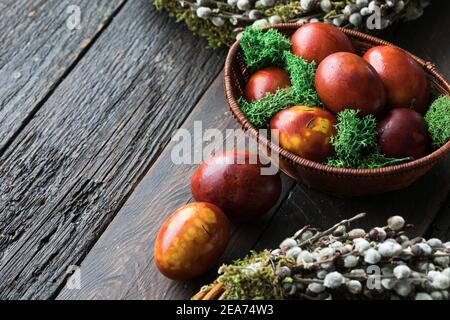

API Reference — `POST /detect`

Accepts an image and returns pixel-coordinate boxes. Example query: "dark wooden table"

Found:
[0,0,448,300]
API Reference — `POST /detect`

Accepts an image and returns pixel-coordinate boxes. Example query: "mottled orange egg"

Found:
[270,106,337,163]
[154,202,230,280]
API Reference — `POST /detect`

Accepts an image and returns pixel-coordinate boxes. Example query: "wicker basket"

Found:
[224,23,450,197]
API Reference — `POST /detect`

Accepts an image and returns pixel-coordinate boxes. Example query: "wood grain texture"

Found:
[58,1,450,300]
[0,0,225,299]
[57,74,297,300]
[0,0,125,154]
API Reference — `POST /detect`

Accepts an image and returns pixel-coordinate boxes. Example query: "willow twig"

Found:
[298,212,367,247]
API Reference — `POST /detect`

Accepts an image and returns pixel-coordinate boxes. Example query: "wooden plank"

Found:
[0,0,125,154]
[254,157,450,252]
[0,0,226,299]
[57,74,297,300]
[426,196,450,240]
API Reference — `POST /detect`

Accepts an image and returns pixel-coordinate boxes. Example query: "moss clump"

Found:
[240,27,291,71]
[424,95,450,148]
[283,51,320,107]
[238,34,319,129]
[218,251,284,300]
[326,109,411,169]
[239,88,299,129]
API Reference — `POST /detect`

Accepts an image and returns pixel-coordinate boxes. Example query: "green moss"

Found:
[239,88,299,128]
[283,51,320,107]
[240,27,291,71]
[218,251,284,300]
[326,109,411,169]
[238,39,319,129]
[424,95,450,148]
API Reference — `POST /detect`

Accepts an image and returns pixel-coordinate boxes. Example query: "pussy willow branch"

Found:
[297,212,367,247]
[292,225,310,240]
[178,0,255,22]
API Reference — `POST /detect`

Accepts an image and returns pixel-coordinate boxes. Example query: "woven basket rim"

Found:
[224,22,450,178]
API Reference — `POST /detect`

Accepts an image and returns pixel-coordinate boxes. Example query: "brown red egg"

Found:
[270,106,337,163]
[363,46,430,113]
[377,108,430,159]
[291,22,355,64]
[315,52,387,117]
[244,66,291,102]
[191,151,282,222]
[154,202,230,280]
